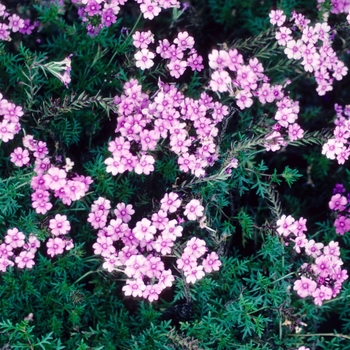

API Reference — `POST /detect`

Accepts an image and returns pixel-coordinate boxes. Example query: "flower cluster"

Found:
[0,228,40,272]
[12,135,93,214]
[0,3,37,41]
[133,30,204,78]
[317,0,350,14]
[329,183,350,235]
[270,10,348,96]
[276,215,348,306]
[46,214,74,257]
[72,0,180,36]
[176,240,221,283]
[0,93,24,143]
[322,104,350,164]
[207,46,304,151]
[106,78,229,177]
[89,192,221,301]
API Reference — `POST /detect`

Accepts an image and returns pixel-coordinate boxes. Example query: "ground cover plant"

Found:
[1,0,350,349]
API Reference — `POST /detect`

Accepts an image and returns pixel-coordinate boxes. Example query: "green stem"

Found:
[107,12,142,68]
[288,333,350,340]
[322,293,350,305]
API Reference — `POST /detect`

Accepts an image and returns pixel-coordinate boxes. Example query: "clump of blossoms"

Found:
[322,104,350,164]
[0,228,40,272]
[0,93,24,143]
[71,0,180,36]
[132,30,204,78]
[317,0,350,14]
[0,3,38,41]
[89,193,221,301]
[47,214,74,257]
[269,9,348,96]
[276,215,348,306]
[106,78,229,178]
[329,183,350,235]
[207,44,304,151]
[11,134,93,215]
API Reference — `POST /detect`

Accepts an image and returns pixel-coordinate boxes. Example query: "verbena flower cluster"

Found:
[330,183,350,235]
[0,228,40,272]
[89,194,221,301]
[322,103,350,164]
[0,94,24,143]
[276,215,348,306]
[0,3,37,41]
[270,10,348,96]
[206,38,305,152]
[133,30,204,77]
[317,0,350,14]
[106,78,229,177]
[72,0,180,36]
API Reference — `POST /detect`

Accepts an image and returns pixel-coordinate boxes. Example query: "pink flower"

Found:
[293,277,317,298]
[132,30,154,49]
[276,215,295,237]
[122,278,146,297]
[134,49,155,70]
[140,0,161,20]
[0,23,10,41]
[334,215,350,235]
[92,236,115,257]
[322,139,343,160]
[124,254,147,278]
[209,70,231,93]
[15,251,35,269]
[312,285,332,306]
[160,192,182,214]
[288,123,304,142]
[158,269,175,288]
[167,59,187,79]
[292,234,308,253]
[153,236,174,255]
[88,209,107,229]
[323,241,340,257]
[143,284,162,302]
[313,255,331,277]
[114,202,135,223]
[208,49,229,70]
[328,194,347,211]
[284,39,304,60]
[184,237,207,259]
[184,199,204,221]
[46,237,65,257]
[134,154,155,175]
[304,239,323,258]
[133,218,156,241]
[0,258,14,272]
[202,252,221,273]
[43,167,67,191]
[102,254,121,272]
[106,218,128,241]
[144,255,164,278]
[236,90,253,110]
[184,265,205,283]
[8,14,24,32]
[10,147,30,167]
[49,214,71,236]
[269,9,286,27]
[0,120,16,142]
[174,31,195,51]
[5,228,25,249]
